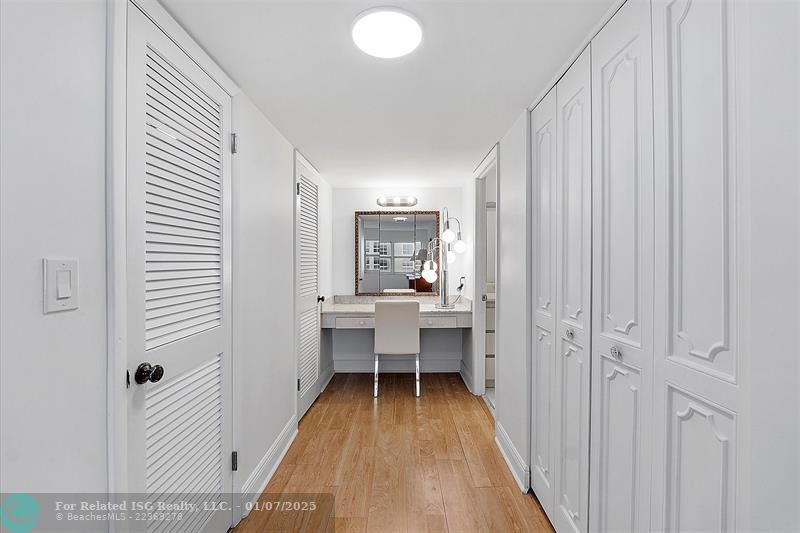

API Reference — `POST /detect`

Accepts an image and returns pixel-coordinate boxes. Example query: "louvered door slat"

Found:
[145,355,222,497]
[146,226,220,244]
[146,90,220,146]
[145,77,221,139]
[298,308,320,395]
[145,137,220,183]
[146,261,220,272]
[146,232,220,247]
[146,268,220,281]
[146,166,220,199]
[143,45,222,351]
[146,154,219,189]
[298,174,318,299]
[146,210,219,233]
[146,173,221,207]
[146,189,220,218]
[145,49,220,118]
[145,133,220,177]
[145,108,219,158]
[146,291,221,312]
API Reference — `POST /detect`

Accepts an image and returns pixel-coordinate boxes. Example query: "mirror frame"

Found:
[354,210,440,296]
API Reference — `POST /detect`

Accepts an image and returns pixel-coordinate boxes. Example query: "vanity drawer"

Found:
[335,317,375,329]
[419,316,458,329]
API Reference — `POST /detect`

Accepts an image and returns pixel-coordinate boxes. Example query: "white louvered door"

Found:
[295,153,322,419]
[126,5,233,532]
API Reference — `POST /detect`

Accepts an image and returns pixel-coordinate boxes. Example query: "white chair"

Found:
[374,300,421,397]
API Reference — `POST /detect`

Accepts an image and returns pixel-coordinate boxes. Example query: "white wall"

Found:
[0,0,109,493]
[232,94,298,501]
[460,179,477,303]
[0,0,318,503]
[494,111,531,489]
[744,2,800,529]
[458,178,478,389]
[331,186,470,297]
[318,177,334,299]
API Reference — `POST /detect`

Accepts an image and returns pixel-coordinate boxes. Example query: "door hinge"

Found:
[231,133,238,154]
[296,182,300,195]
[232,451,238,472]
[297,378,301,391]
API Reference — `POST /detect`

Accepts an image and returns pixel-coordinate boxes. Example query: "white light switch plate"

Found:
[43,258,79,313]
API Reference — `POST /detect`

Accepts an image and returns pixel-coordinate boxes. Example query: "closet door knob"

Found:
[610,346,623,361]
[565,328,575,340]
[134,362,165,385]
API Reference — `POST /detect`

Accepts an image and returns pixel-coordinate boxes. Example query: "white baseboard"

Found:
[319,365,335,392]
[239,416,298,517]
[495,422,531,493]
[460,360,476,394]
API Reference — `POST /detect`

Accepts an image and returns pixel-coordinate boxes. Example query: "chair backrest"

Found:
[374,300,420,355]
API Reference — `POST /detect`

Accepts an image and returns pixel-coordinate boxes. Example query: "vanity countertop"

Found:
[321,301,472,315]
[321,299,472,329]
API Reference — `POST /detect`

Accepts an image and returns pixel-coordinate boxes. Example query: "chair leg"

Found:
[373,354,379,398]
[415,353,421,397]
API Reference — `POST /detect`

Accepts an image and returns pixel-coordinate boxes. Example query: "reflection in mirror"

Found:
[355,211,439,295]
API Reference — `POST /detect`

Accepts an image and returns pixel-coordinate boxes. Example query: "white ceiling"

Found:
[161,0,616,187]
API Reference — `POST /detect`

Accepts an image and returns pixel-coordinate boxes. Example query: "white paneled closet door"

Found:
[651,0,743,530]
[553,46,592,533]
[295,153,322,419]
[530,87,557,522]
[126,5,233,532]
[589,0,655,531]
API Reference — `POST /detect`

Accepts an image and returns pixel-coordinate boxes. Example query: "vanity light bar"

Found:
[376,195,418,207]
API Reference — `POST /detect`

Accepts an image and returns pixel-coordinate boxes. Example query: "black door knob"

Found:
[135,362,165,385]
[150,365,164,383]
[317,295,325,303]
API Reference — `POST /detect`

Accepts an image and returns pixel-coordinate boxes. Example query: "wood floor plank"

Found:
[335,517,368,533]
[233,373,553,533]
[436,459,489,532]
[335,446,376,518]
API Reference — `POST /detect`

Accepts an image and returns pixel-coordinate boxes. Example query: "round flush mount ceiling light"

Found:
[352,7,423,59]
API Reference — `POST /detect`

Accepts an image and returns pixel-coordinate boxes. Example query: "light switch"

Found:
[56,269,72,299]
[43,258,79,313]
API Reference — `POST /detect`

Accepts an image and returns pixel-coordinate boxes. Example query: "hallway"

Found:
[234,374,553,532]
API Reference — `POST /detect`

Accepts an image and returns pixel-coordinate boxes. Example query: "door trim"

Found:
[105,0,239,515]
[470,144,499,396]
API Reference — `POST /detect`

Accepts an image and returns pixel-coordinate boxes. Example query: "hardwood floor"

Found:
[233,373,554,533]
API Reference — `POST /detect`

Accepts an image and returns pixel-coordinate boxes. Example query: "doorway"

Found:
[473,146,498,409]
